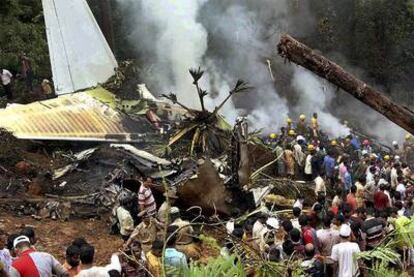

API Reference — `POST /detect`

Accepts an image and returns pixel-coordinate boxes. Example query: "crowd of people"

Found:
[0,114,413,277]
[237,114,414,276]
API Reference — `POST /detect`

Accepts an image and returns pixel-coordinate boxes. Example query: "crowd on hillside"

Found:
[0,114,413,277]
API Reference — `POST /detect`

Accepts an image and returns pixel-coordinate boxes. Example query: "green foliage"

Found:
[310,0,414,98]
[198,234,221,251]
[356,244,400,264]
[182,255,246,277]
[368,261,409,277]
[0,0,50,79]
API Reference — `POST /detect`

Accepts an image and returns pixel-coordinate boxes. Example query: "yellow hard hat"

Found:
[406,133,412,140]
[269,133,277,139]
[288,129,296,136]
[331,140,337,146]
[287,118,292,124]
[384,155,390,161]
[299,114,306,121]
[307,144,315,151]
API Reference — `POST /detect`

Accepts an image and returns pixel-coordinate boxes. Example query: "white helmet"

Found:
[266,217,279,229]
[392,141,398,146]
[296,135,305,142]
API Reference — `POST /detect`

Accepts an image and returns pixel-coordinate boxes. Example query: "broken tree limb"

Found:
[277,34,414,135]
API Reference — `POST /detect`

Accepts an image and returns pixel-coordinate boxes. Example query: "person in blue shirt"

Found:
[350,135,361,150]
[344,171,353,194]
[165,225,188,276]
[323,150,336,185]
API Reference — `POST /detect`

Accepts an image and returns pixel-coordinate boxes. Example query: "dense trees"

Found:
[309,0,414,103]
[0,0,50,79]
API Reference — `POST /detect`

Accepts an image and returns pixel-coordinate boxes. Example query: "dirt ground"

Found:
[0,213,123,265]
[0,212,222,266]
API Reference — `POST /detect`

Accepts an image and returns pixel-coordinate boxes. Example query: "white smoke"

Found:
[292,67,350,137]
[117,0,209,108]
[200,3,289,129]
[115,0,406,144]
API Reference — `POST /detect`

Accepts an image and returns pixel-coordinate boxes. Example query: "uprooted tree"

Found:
[162,68,251,156]
[277,34,414,135]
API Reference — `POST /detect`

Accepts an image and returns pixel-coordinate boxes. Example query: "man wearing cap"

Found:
[116,196,135,241]
[126,213,158,253]
[330,224,360,277]
[170,207,200,260]
[158,190,178,224]
[10,235,69,277]
[258,217,279,252]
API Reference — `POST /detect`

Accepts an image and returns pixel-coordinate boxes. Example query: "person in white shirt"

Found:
[396,176,406,199]
[77,244,121,277]
[252,213,267,240]
[0,231,12,274]
[116,199,134,241]
[314,176,326,196]
[293,195,305,210]
[0,68,13,100]
[390,164,400,189]
[330,224,361,277]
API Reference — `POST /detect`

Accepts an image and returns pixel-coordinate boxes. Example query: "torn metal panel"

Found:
[110,144,171,166]
[0,88,147,142]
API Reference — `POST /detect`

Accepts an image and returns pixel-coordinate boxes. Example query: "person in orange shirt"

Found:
[63,245,81,277]
[346,185,358,213]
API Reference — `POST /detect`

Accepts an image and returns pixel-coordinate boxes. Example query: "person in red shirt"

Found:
[374,184,390,211]
[346,185,358,213]
[10,236,68,277]
[299,215,319,247]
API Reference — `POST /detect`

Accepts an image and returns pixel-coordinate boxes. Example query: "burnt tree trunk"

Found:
[277,34,414,135]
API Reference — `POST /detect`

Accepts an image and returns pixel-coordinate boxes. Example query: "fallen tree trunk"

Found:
[277,34,414,135]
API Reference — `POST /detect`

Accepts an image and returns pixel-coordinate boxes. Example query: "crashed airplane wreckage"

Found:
[0,1,321,220]
[0,0,265,219]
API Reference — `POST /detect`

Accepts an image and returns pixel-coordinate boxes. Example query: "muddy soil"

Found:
[0,212,222,265]
[0,213,123,265]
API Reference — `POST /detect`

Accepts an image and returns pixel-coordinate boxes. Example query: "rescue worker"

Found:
[296,114,308,136]
[287,117,293,131]
[392,140,405,160]
[170,207,200,260]
[268,133,278,146]
[311,113,319,138]
[287,129,297,145]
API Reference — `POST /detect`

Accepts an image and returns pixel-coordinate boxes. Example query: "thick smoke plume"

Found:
[292,68,349,137]
[117,0,406,144]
